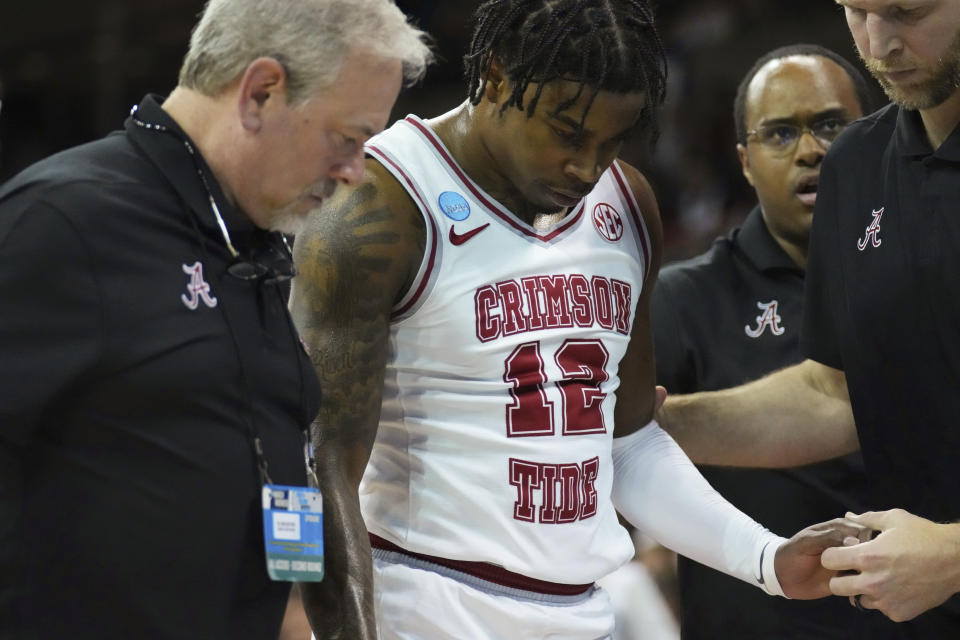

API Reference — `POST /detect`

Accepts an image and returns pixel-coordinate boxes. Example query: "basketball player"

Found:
[291,2,868,638]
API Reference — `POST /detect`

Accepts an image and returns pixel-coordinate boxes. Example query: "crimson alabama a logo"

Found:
[181,262,218,310]
[857,207,884,251]
[744,300,784,338]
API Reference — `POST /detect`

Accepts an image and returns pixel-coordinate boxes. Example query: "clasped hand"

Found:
[773,517,873,599]
[820,509,960,621]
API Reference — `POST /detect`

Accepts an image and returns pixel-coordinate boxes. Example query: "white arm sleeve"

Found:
[611,421,788,597]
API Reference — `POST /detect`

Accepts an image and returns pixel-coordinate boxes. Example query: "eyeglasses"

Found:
[227,241,297,286]
[745,118,850,155]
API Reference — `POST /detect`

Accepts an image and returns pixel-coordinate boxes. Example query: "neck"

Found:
[760,209,807,271]
[161,87,238,206]
[918,89,960,150]
[773,236,807,271]
[428,101,564,226]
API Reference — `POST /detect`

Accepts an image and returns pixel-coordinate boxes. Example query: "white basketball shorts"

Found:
[372,549,615,640]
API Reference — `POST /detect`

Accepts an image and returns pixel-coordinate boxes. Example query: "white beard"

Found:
[266,179,338,235]
[267,209,309,236]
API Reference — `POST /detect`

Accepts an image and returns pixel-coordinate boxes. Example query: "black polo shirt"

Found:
[804,103,960,635]
[653,207,892,639]
[0,95,321,640]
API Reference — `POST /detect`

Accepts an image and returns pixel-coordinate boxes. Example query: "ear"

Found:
[737,143,755,187]
[483,56,508,104]
[237,57,289,132]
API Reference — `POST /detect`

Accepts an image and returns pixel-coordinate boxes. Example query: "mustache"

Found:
[554,181,594,199]
[866,61,908,74]
[856,45,903,71]
[307,179,338,200]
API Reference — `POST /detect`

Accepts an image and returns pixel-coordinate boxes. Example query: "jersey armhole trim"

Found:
[366,144,440,320]
[611,161,652,279]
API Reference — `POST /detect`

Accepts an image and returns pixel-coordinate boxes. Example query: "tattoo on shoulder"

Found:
[292,178,426,451]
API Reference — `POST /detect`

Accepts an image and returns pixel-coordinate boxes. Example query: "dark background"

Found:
[0,0,883,259]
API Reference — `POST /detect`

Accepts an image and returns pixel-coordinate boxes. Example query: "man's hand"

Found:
[822,509,960,621]
[775,518,873,599]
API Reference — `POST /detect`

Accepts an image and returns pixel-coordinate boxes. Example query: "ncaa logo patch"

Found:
[438,191,471,221]
[592,203,624,242]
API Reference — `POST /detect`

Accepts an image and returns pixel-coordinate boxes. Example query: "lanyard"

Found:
[303,429,319,489]
[130,104,313,491]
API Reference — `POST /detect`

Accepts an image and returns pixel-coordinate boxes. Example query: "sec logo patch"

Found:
[592,203,623,242]
[438,191,471,221]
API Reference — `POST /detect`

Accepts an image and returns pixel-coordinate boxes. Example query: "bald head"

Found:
[743,55,860,133]
[737,53,865,269]
[734,44,873,144]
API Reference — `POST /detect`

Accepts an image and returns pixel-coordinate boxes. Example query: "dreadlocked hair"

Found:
[464,0,667,142]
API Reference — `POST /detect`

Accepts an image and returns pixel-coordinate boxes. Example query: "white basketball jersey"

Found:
[360,115,651,585]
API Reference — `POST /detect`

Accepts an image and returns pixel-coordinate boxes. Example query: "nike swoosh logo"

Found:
[756,540,770,585]
[449,223,490,246]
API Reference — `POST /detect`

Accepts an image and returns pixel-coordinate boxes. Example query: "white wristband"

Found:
[612,421,790,597]
[759,538,787,597]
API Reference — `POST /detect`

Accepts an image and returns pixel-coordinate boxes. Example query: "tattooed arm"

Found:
[289,160,425,640]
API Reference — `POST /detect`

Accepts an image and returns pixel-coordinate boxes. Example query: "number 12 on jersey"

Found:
[504,338,609,437]
[503,339,609,525]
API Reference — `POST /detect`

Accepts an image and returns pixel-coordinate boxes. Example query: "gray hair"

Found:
[178,0,432,104]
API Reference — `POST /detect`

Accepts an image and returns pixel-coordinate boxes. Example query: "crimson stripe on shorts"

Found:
[370,534,593,596]
[404,116,585,242]
[367,144,438,318]
[610,162,650,275]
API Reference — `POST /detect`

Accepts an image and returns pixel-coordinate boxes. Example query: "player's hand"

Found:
[822,509,960,621]
[774,517,873,599]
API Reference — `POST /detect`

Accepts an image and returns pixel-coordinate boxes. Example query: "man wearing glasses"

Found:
[652,44,897,639]
[660,1,960,635]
